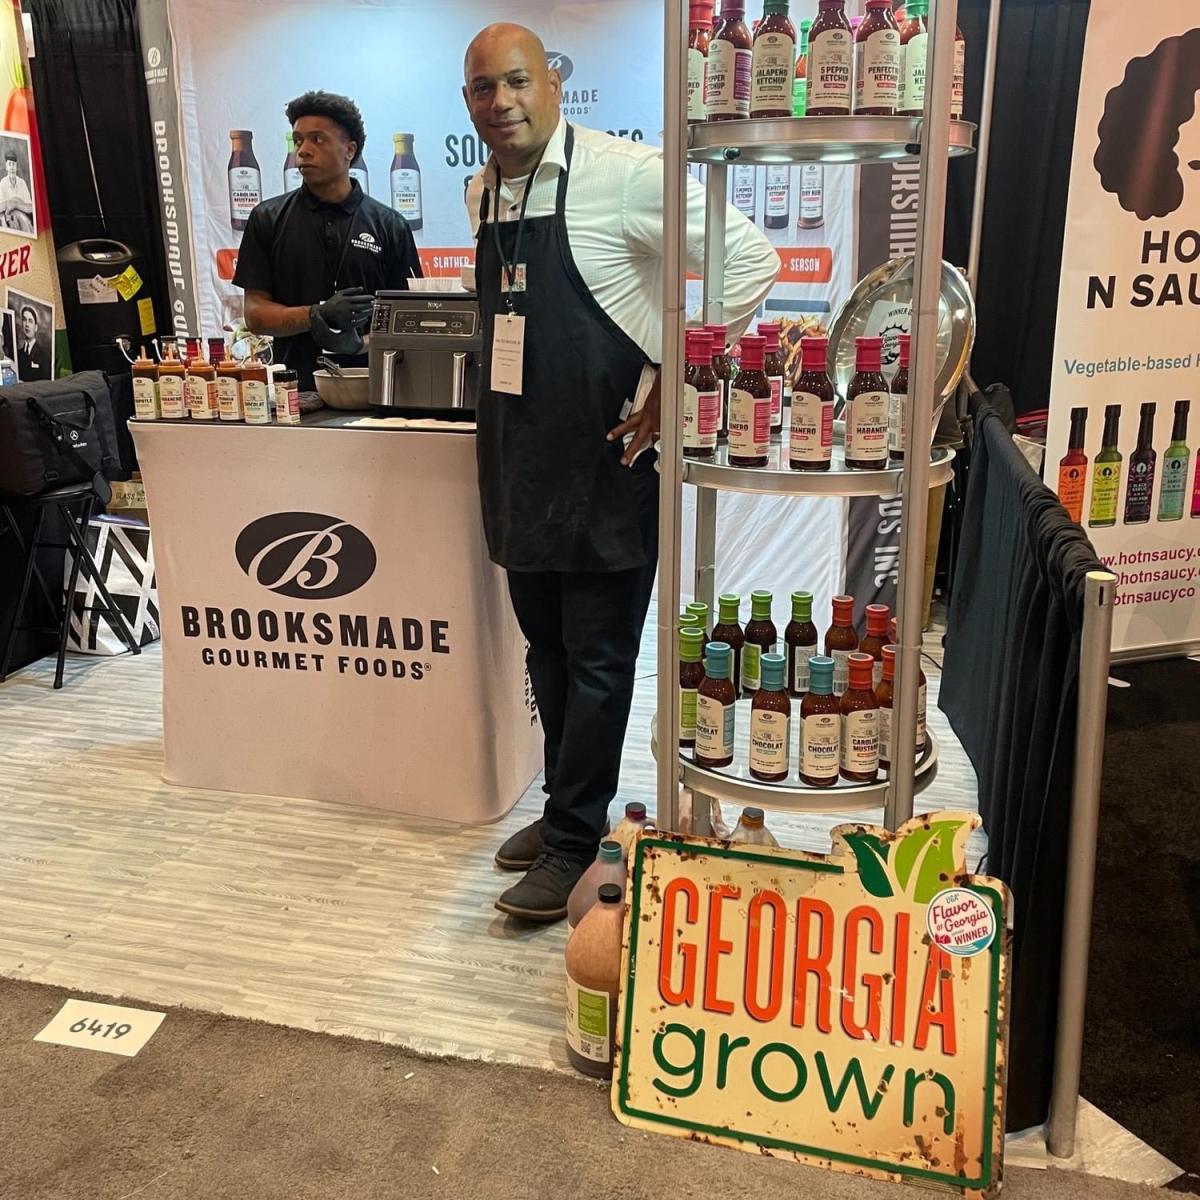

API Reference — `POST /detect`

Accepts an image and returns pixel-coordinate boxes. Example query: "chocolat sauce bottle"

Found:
[695,642,737,768]
[749,653,791,782]
[799,656,840,788]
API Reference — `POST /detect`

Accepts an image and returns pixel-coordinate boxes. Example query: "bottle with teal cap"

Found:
[686,601,710,639]
[799,654,840,787]
[750,652,791,781]
[711,593,745,696]
[696,641,736,768]
[784,590,818,696]
[566,840,626,933]
[679,626,706,748]
[742,589,777,695]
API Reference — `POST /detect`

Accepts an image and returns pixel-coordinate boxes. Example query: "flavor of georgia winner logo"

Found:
[179,512,451,681]
[926,887,997,957]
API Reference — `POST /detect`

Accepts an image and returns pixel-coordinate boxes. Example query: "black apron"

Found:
[474,125,658,574]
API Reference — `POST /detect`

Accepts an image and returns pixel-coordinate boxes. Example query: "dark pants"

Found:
[506,562,657,864]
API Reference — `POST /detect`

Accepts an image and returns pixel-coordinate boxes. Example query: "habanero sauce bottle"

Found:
[1124,402,1157,525]
[156,341,186,420]
[742,589,776,695]
[1057,407,1088,523]
[728,334,771,467]
[758,321,786,437]
[889,332,910,461]
[750,0,797,119]
[824,593,858,696]
[806,0,854,116]
[706,323,736,440]
[799,655,840,788]
[844,335,890,470]
[1158,400,1191,522]
[712,593,746,696]
[790,334,834,470]
[784,589,818,697]
[840,651,880,784]
[855,0,900,115]
[695,641,737,769]
[749,652,791,782]
[706,1,753,121]
[683,328,721,459]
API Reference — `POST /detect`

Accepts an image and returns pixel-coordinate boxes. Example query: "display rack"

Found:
[655,0,967,835]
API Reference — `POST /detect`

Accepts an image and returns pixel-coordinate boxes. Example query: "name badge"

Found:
[491,313,525,395]
[500,263,528,294]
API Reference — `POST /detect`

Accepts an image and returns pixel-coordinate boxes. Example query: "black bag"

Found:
[0,371,120,502]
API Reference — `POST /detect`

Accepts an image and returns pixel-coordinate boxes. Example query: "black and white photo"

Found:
[7,289,54,381]
[0,132,36,238]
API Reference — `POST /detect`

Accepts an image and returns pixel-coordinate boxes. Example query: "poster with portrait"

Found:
[0,130,36,240]
[7,287,54,381]
[1047,2,1200,655]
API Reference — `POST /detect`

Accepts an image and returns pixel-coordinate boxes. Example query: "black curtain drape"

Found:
[940,396,1106,1131]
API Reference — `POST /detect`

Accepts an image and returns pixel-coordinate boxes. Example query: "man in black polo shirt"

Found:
[233,91,422,389]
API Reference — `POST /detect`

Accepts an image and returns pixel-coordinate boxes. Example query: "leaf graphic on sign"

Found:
[894,818,974,903]
[841,831,896,898]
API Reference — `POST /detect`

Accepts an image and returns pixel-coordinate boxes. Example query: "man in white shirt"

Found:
[465,22,778,921]
[0,153,33,234]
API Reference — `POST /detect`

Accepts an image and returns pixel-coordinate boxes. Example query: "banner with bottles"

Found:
[1047,0,1200,655]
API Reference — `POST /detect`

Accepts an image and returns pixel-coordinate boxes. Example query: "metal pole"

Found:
[885,0,959,832]
[656,0,688,834]
[967,0,1001,286]
[703,164,728,326]
[1047,570,1117,1158]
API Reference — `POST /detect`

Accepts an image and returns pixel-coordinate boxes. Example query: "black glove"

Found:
[309,287,374,354]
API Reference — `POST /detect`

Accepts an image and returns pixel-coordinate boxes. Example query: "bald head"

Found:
[464,23,547,80]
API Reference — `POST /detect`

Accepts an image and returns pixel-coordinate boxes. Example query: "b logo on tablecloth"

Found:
[235,512,376,600]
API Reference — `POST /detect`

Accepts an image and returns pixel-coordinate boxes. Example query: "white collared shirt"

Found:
[466,118,780,363]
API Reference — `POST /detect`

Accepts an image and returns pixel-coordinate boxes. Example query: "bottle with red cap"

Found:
[729,334,771,467]
[859,603,890,688]
[807,0,854,116]
[854,0,900,115]
[845,335,889,469]
[683,329,720,459]
[687,2,715,124]
[890,616,927,751]
[706,323,735,440]
[889,332,910,461]
[877,644,897,771]
[824,594,858,696]
[789,335,834,471]
[750,0,797,119]
[705,1,753,121]
[840,652,880,783]
[757,322,786,437]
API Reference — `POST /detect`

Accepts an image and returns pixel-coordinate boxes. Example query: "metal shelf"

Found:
[651,710,939,814]
[688,116,977,165]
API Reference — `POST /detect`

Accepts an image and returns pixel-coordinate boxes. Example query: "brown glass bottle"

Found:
[889,617,927,751]
[728,334,771,467]
[789,335,834,471]
[695,642,736,768]
[840,652,880,783]
[877,643,897,771]
[758,321,786,437]
[749,653,791,781]
[799,655,840,787]
[859,602,890,688]
[705,1,753,121]
[706,324,735,440]
[750,0,797,119]
[784,590,818,697]
[855,0,900,115]
[240,358,271,425]
[679,627,706,748]
[712,593,745,697]
[889,332,910,461]
[228,131,261,232]
[216,344,243,422]
[824,594,858,696]
[742,590,776,695]
[687,2,715,124]
[684,328,720,459]
[186,339,217,421]
[806,0,853,116]
[845,335,889,469]
[156,341,187,420]
[131,346,159,420]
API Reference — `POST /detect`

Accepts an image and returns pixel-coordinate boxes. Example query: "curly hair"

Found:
[1094,28,1200,220]
[285,91,366,153]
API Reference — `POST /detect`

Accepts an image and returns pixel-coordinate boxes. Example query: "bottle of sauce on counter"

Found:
[1057,407,1088,523]
[216,344,244,422]
[611,802,649,860]
[706,324,736,440]
[824,594,858,696]
[877,643,897,772]
[807,0,853,116]
[679,626,706,748]
[566,842,626,934]
[240,357,271,425]
[1088,404,1122,528]
[889,616,927,752]
[131,345,159,420]
[728,334,771,467]
[1124,402,1157,525]
[789,335,834,470]
[684,328,720,459]
[749,652,790,782]
[897,0,928,116]
[889,332,910,461]
[1158,400,1190,522]
[757,322,786,437]
[785,590,818,697]
[686,602,710,637]
[186,339,218,421]
[705,1,753,121]
[855,0,900,115]
[845,336,889,470]
[564,883,624,1079]
[732,806,781,846]
[840,652,879,783]
[688,2,715,124]
[157,341,186,420]
[696,641,736,768]
[799,655,840,787]
[859,603,890,687]
[792,19,812,116]
[750,0,797,118]
[742,590,776,695]
[274,368,301,425]
[712,594,745,696]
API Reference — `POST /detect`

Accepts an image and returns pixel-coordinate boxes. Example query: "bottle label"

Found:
[732,167,756,218]
[790,391,833,463]
[228,166,261,222]
[879,704,892,764]
[158,376,185,419]
[1088,462,1120,523]
[1159,453,1189,519]
[683,382,701,450]
[242,379,270,424]
[728,388,769,457]
[808,27,853,111]
[186,376,214,420]
[841,708,879,774]
[856,28,901,111]
[687,48,708,121]
[1125,461,1155,521]
[743,642,762,692]
[696,694,734,759]
[800,164,823,220]
[697,389,720,447]
[751,33,796,111]
[918,681,928,751]
[680,686,698,742]
[888,389,907,453]
[952,38,966,117]
[801,711,840,780]
[132,376,158,420]
[217,376,242,421]
[565,973,610,1064]
[792,648,812,693]
[846,391,889,462]
[275,382,300,424]
[831,648,852,696]
[705,41,752,117]
[768,376,783,427]
[750,709,790,775]
[765,166,789,218]
[902,31,928,112]
[391,168,422,220]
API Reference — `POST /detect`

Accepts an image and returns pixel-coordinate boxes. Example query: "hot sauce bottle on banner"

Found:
[712,594,746,696]
[228,131,262,232]
[216,343,243,422]
[742,589,776,695]
[798,163,824,228]
[283,134,302,193]
[1124,402,1157,525]
[764,167,790,230]
[890,615,927,751]
[1056,406,1088,523]
[840,652,880,783]
[749,653,791,782]
[1088,404,1123,528]
[845,335,890,469]
[705,1,753,121]
[1192,453,1200,518]
[679,627,706,748]
[758,321,786,436]
[806,0,853,116]
[897,0,928,116]
[889,332,910,461]
[687,1,715,124]
[824,594,859,696]
[855,0,900,115]
[131,345,159,420]
[156,341,186,419]
[750,0,797,119]
[728,334,771,467]
[859,602,890,688]
[695,642,736,768]
[706,323,735,439]
[240,358,271,425]
[683,328,720,459]
[790,335,834,469]
[1158,400,1190,522]
[785,589,818,696]
[185,339,218,421]
[877,643,897,771]
[799,655,840,787]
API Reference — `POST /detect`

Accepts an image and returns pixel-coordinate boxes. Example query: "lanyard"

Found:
[491,152,546,313]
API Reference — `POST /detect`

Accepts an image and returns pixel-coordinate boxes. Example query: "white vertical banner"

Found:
[1047,3,1200,654]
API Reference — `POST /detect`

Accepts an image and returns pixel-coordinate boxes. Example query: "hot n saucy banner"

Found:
[1047,0,1200,654]
[614,813,1009,1197]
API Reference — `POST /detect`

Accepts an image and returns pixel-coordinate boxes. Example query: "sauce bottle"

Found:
[216,343,243,422]
[889,616,927,752]
[897,0,928,116]
[227,130,261,232]
[785,590,818,696]
[824,594,858,696]
[952,22,967,119]
[349,149,369,195]
[679,610,703,633]
[732,164,757,220]
[806,0,853,116]
[797,163,824,228]
[889,332,910,461]
[742,589,776,695]
[564,882,624,1079]
[855,0,900,115]
[390,134,423,230]
[1057,407,1088,523]
[130,345,159,421]
[156,341,187,420]
[274,367,301,425]
[695,641,736,768]
[1087,404,1122,528]
[790,334,833,470]
[840,652,880,783]
[877,643,897,772]
[728,334,771,467]
[566,842,626,934]
[712,594,745,695]
[764,166,790,230]
[1123,402,1157,525]
[859,602,890,687]
[679,626,706,748]
[684,328,720,459]
[1191,453,1200,519]
[758,322,786,436]
[750,0,797,119]
[845,335,889,470]
[706,324,735,440]
[611,802,649,860]
[1158,400,1190,522]
[705,1,753,121]
[749,653,790,782]
[686,602,710,637]
[687,2,715,124]
[186,339,218,421]
[792,19,812,116]
[240,357,271,425]
[283,133,302,193]
[732,806,780,846]
[799,655,840,787]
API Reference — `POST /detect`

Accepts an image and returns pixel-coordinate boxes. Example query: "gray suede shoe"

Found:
[494,819,544,872]
[495,853,587,923]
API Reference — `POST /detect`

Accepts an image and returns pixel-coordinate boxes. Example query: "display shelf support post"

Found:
[886,0,959,832]
[1047,570,1116,1159]
[656,0,689,834]
[967,0,1001,289]
[703,164,728,326]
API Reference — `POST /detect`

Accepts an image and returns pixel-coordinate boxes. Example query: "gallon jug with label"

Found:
[566,841,626,933]
[564,883,625,1080]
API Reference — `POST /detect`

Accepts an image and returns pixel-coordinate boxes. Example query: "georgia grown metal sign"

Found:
[612,811,1009,1197]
